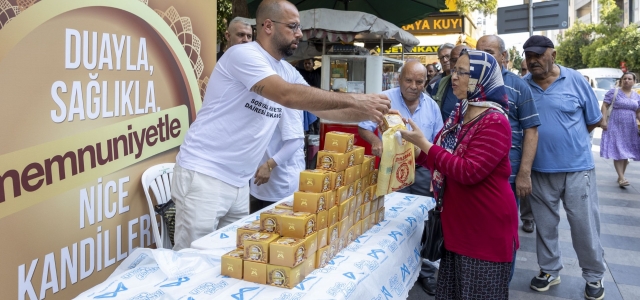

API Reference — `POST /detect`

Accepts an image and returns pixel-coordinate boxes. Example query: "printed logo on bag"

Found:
[93,282,128,299]
[189,281,229,295]
[231,286,260,300]
[160,277,190,287]
[129,290,165,300]
[121,267,160,280]
[327,281,357,298]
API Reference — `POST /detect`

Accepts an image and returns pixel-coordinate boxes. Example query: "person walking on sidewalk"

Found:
[522,35,606,300]
[599,72,640,187]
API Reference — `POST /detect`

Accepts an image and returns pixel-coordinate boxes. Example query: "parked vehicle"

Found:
[577,68,624,101]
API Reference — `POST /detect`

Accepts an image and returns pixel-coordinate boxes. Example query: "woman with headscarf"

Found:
[400,49,518,299]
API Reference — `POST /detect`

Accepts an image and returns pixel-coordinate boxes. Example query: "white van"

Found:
[577,68,624,101]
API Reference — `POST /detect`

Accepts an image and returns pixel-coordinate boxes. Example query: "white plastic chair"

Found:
[141,163,175,249]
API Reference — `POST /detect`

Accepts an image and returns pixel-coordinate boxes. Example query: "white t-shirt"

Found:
[250,108,305,201]
[176,42,308,187]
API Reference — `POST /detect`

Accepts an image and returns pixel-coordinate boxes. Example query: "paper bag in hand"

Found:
[376,115,415,196]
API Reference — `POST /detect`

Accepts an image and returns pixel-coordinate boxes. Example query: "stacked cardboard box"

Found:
[221,131,386,288]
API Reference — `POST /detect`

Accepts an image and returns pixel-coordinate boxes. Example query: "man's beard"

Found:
[275,31,298,57]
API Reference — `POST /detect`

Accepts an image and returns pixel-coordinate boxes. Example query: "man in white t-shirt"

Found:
[172,0,391,250]
[249,107,305,213]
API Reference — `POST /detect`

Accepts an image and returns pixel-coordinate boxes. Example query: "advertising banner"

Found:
[0,0,215,299]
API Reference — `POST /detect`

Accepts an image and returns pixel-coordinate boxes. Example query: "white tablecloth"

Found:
[74,192,435,300]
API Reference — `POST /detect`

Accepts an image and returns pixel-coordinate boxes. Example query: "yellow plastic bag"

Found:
[376,124,415,196]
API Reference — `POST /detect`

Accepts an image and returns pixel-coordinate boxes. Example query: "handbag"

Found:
[420,110,492,261]
[154,199,176,246]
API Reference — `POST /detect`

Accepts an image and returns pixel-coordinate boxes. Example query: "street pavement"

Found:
[407,127,640,299]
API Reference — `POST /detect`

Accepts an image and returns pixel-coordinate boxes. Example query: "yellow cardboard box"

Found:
[244,260,267,284]
[338,197,352,220]
[325,190,336,210]
[378,196,385,211]
[380,113,405,133]
[370,198,379,215]
[328,222,340,244]
[354,220,363,237]
[361,156,372,178]
[244,232,280,263]
[354,163,362,180]
[354,178,363,195]
[303,231,318,257]
[317,150,350,172]
[324,131,355,153]
[364,155,376,173]
[237,221,261,248]
[370,169,379,185]
[354,192,363,209]
[260,209,290,234]
[279,212,317,239]
[361,175,370,189]
[344,165,357,185]
[316,245,331,268]
[221,248,244,279]
[349,195,357,215]
[347,183,355,199]
[316,209,328,230]
[317,227,328,249]
[336,185,349,204]
[275,201,294,211]
[303,254,316,277]
[269,237,307,268]
[293,191,329,213]
[328,171,344,190]
[299,169,332,193]
[266,262,305,288]
[353,145,365,165]
[338,236,346,251]
[356,204,365,222]
[363,201,372,217]
[328,205,339,226]
[376,207,386,224]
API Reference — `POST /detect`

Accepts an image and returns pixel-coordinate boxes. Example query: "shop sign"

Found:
[384,46,440,54]
[401,16,464,34]
[0,0,213,299]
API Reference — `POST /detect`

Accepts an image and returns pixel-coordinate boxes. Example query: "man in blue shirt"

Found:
[477,34,541,283]
[522,36,605,300]
[358,60,443,295]
[431,44,469,122]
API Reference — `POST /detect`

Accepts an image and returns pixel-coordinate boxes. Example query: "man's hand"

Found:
[515,171,532,199]
[371,140,383,157]
[253,162,271,186]
[352,93,391,123]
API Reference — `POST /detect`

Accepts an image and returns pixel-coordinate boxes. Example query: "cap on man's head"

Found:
[523,35,554,54]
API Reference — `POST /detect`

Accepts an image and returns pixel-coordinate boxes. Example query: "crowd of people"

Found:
[169,0,640,299]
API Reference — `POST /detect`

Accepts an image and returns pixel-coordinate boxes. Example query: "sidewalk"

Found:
[407,127,640,299]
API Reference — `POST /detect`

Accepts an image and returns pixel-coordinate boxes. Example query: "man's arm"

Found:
[251,75,390,123]
[515,127,538,198]
[358,127,383,157]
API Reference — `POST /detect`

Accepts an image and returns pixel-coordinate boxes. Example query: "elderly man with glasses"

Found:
[431,44,470,122]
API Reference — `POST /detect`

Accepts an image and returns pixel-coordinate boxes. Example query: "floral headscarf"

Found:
[432,49,509,203]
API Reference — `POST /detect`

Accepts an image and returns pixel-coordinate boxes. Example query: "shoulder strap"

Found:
[432,75,452,109]
[611,88,619,107]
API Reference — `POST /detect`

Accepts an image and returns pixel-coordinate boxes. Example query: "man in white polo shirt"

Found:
[172,0,391,250]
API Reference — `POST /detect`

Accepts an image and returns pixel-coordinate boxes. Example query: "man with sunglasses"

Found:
[171,0,391,251]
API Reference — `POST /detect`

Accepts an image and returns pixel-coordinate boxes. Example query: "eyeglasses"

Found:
[452,69,471,77]
[267,19,301,32]
[438,54,450,61]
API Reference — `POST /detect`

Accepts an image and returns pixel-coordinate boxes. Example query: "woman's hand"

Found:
[601,121,608,131]
[253,161,271,186]
[398,119,432,152]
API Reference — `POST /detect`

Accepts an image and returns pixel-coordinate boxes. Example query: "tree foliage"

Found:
[555,0,639,70]
[508,46,523,73]
[217,0,232,44]
[456,0,498,15]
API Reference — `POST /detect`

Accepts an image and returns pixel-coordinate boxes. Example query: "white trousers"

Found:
[171,164,249,251]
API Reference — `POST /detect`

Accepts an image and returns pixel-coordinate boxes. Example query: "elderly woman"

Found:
[400,50,518,299]
[600,72,640,187]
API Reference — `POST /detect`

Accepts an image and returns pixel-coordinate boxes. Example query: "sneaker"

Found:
[530,271,561,292]
[585,280,605,300]
[522,220,535,233]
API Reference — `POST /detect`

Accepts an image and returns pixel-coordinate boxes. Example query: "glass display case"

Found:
[320,55,404,94]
